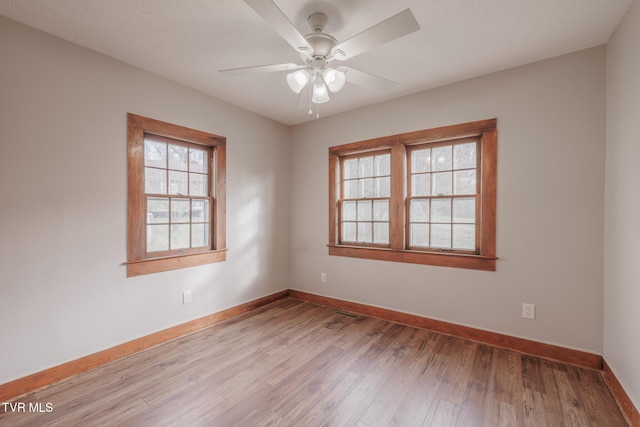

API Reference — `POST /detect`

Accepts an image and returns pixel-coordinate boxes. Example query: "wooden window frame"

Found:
[328,119,497,271]
[126,114,227,277]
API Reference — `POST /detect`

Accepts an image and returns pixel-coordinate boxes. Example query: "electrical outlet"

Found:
[183,290,192,305]
[522,303,535,319]
[320,273,327,284]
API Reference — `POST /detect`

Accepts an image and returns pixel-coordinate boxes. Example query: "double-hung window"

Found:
[143,136,211,255]
[407,139,478,252]
[127,114,226,277]
[340,150,391,246]
[329,119,497,271]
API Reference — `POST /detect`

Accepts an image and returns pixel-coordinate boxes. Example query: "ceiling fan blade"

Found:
[243,0,313,56]
[342,66,398,92]
[220,63,305,76]
[331,9,419,61]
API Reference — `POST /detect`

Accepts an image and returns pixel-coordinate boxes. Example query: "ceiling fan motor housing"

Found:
[301,12,338,62]
[303,33,338,60]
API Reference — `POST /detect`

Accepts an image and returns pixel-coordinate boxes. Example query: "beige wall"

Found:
[290,47,606,354]
[605,0,640,409]
[0,17,291,384]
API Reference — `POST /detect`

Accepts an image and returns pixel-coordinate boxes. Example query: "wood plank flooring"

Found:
[0,299,627,426]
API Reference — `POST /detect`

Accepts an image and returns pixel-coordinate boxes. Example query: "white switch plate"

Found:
[320,273,327,284]
[183,290,192,304]
[522,303,535,319]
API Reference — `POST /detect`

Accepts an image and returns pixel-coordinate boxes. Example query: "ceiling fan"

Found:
[220,0,420,113]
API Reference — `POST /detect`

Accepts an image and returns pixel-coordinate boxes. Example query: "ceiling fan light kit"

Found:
[286,65,346,106]
[221,0,420,114]
[312,80,330,104]
[286,69,310,93]
[322,68,346,92]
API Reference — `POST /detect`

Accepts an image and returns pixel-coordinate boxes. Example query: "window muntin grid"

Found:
[143,135,212,254]
[407,139,479,252]
[340,151,391,246]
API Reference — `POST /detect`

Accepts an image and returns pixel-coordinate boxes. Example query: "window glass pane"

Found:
[454,143,476,169]
[432,172,452,196]
[168,144,188,171]
[373,200,389,221]
[169,171,188,195]
[144,139,167,168]
[359,156,374,178]
[357,200,372,221]
[453,224,475,250]
[171,224,190,249]
[344,180,358,199]
[189,173,207,196]
[342,222,356,242]
[359,178,374,198]
[373,223,389,244]
[432,146,452,171]
[374,154,390,176]
[374,177,390,197]
[192,199,209,223]
[410,223,429,247]
[411,174,430,197]
[357,222,372,243]
[147,197,168,224]
[192,223,209,247]
[145,167,166,194]
[453,198,475,224]
[342,201,356,221]
[411,148,430,173]
[431,199,451,223]
[343,159,357,180]
[147,224,169,252]
[431,224,452,248]
[454,170,476,195]
[171,199,191,224]
[189,148,206,173]
[410,199,430,223]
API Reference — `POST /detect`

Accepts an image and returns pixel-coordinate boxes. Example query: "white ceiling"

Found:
[0,0,633,126]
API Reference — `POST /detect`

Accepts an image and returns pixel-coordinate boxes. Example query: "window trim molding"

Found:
[126,113,227,277]
[328,119,497,271]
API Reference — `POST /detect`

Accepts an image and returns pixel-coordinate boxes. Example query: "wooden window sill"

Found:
[328,245,496,271]
[126,249,227,277]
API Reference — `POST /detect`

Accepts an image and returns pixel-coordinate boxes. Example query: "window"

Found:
[341,151,391,245]
[127,114,226,277]
[329,119,497,271]
[407,140,478,252]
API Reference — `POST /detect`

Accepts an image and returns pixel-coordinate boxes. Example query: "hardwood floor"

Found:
[0,299,627,426]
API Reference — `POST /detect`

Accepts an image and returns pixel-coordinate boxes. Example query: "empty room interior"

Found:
[1,0,639,425]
